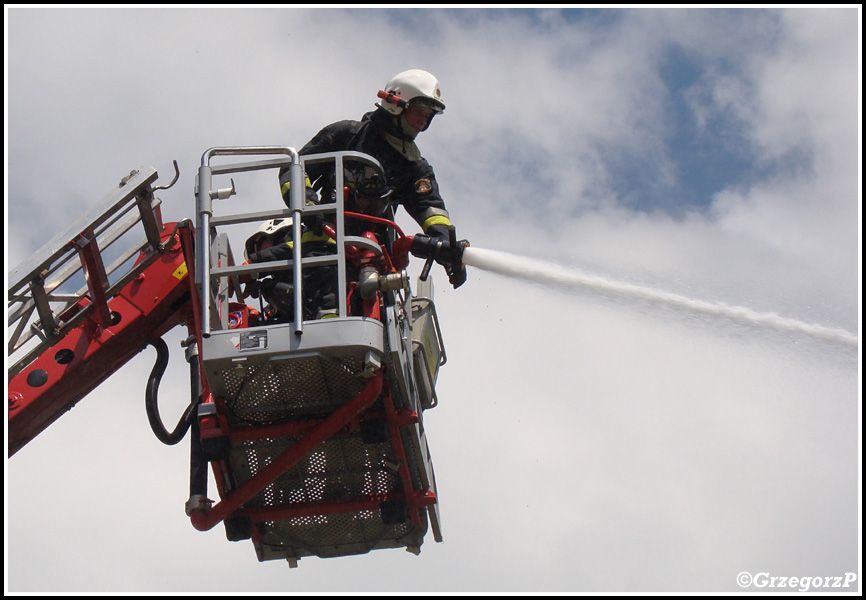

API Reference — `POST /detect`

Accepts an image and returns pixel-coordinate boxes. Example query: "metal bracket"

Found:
[153,160,181,191]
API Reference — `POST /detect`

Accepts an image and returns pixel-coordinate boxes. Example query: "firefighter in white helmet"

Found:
[244,218,293,261]
[278,69,468,289]
[242,219,297,322]
[243,216,341,321]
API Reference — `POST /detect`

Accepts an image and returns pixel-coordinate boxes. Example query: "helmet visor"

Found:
[409,97,445,114]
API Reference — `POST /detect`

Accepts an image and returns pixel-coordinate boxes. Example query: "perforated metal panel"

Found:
[217,355,367,424]
[234,433,400,505]
[232,430,427,560]
[257,511,419,560]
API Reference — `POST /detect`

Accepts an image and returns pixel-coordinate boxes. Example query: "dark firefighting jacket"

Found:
[279,109,453,241]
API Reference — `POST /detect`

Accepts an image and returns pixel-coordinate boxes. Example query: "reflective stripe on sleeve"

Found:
[422,215,452,232]
[285,232,337,249]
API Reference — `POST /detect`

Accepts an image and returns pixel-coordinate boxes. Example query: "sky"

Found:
[5,6,862,594]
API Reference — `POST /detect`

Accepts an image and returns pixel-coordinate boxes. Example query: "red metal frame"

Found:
[382,383,427,527]
[189,373,384,531]
[8,223,196,456]
[9,181,441,558]
[188,224,438,541]
[191,372,437,536]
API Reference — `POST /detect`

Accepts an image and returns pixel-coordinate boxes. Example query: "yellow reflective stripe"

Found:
[302,231,335,244]
[285,232,336,248]
[281,176,312,198]
[422,215,452,231]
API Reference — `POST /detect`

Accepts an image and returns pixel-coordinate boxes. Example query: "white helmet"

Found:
[244,218,292,260]
[377,69,445,116]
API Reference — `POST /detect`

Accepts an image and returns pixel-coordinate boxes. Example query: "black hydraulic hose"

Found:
[187,340,208,502]
[145,338,197,445]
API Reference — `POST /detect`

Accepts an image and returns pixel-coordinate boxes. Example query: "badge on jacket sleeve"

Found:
[415,178,433,194]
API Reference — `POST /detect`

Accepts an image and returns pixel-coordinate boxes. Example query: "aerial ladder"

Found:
[8,147,451,565]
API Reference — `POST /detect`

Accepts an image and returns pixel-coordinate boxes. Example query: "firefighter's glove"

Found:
[447,263,467,289]
[247,277,280,300]
[244,279,263,299]
[262,280,294,314]
[302,213,326,237]
[443,226,469,289]
[257,278,277,297]
[410,226,469,289]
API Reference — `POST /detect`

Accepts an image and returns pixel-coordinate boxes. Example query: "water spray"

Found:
[461,247,858,348]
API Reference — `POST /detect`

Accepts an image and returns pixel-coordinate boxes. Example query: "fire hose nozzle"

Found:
[410,228,469,287]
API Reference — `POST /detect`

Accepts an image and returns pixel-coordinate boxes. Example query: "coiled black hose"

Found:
[145,338,197,445]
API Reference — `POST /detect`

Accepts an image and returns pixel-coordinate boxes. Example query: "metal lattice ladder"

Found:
[7,166,175,378]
